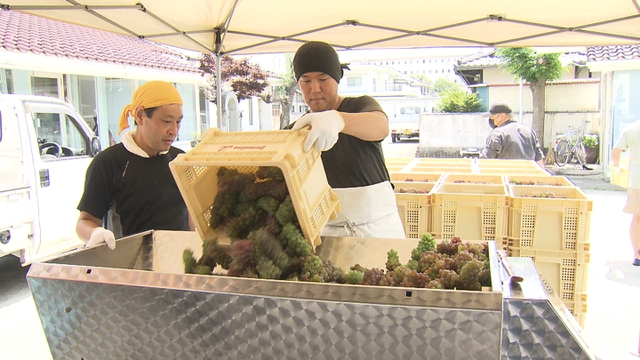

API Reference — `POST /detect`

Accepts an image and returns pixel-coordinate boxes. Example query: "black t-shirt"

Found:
[291,96,392,188]
[77,144,190,237]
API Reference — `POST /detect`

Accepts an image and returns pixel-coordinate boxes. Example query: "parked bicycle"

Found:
[554,122,592,170]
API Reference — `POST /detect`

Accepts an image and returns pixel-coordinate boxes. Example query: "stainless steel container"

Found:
[27,231,596,359]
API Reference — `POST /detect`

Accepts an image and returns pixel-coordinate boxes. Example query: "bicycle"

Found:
[554,122,592,170]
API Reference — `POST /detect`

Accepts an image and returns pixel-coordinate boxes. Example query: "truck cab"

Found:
[0,94,100,264]
[390,106,421,143]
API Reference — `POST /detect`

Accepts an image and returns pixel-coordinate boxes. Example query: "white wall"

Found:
[486,82,599,113]
[418,111,601,155]
[419,113,491,150]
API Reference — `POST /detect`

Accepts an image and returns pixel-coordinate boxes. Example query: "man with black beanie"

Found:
[290,41,405,239]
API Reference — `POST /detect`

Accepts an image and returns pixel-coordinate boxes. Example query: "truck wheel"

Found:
[391,134,397,143]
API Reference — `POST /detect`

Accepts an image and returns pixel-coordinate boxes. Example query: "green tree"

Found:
[436,90,483,113]
[272,54,298,129]
[433,78,461,94]
[414,74,432,85]
[199,54,269,103]
[495,47,565,157]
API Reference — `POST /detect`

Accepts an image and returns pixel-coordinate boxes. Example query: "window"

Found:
[299,105,309,113]
[31,76,60,98]
[347,77,362,87]
[400,106,420,114]
[4,69,13,94]
[31,106,90,159]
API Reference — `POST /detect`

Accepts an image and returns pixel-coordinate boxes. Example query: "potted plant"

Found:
[582,133,599,164]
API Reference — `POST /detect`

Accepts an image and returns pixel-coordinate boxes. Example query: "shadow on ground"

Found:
[604,260,640,289]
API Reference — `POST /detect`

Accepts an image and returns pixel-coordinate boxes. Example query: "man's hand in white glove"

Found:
[292,110,345,152]
[86,227,116,250]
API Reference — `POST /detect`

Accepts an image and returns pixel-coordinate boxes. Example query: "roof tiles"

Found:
[0,10,201,74]
[587,45,640,62]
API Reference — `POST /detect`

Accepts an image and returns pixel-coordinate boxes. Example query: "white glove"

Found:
[86,227,116,250]
[292,110,345,152]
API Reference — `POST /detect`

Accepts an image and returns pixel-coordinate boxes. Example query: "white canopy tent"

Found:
[4,0,640,121]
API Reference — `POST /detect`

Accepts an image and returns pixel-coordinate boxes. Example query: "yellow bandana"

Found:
[118,81,183,134]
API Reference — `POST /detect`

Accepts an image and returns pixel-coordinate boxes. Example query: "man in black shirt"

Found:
[76,81,192,249]
[290,41,405,239]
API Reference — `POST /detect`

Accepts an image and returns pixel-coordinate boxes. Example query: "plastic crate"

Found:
[440,173,505,185]
[386,165,409,173]
[169,129,340,249]
[389,172,443,183]
[510,247,589,326]
[393,181,434,239]
[508,185,592,252]
[385,157,414,166]
[505,175,574,187]
[475,168,550,175]
[563,293,588,326]
[611,157,629,188]
[411,166,473,173]
[476,159,542,169]
[430,183,508,244]
[416,158,474,164]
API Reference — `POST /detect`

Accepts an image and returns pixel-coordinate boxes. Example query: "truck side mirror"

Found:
[91,137,101,156]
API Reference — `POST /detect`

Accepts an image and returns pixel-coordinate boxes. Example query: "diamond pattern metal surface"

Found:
[29,278,501,359]
[501,299,593,359]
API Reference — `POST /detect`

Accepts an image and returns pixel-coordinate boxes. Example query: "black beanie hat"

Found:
[293,41,346,83]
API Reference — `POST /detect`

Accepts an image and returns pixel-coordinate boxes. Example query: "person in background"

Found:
[76,81,193,249]
[480,102,545,168]
[290,41,405,239]
[611,119,640,266]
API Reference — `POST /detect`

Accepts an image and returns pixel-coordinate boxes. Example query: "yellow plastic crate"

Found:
[386,165,408,173]
[564,293,588,328]
[508,185,592,252]
[476,159,541,169]
[505,175,574,187]
[508,247,590,301]
[416,158,474,164]
[476,168,550,175]
[510,247,589,327]
[440,173,505,185]
[411,166,473,173]
[385,157,414,166]
[390,172,443,183]
[430,183,508,244]
[610,157,629,188]
[169,129,340,249]
[412,162,473,168]
[393,181,434,239]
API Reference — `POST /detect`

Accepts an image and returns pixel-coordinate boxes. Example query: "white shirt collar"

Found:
[120,128,170,158]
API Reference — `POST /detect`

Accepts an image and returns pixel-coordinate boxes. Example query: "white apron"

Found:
[321,181,406,239]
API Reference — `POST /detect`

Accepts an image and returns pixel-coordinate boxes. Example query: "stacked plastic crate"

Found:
[505,174,592,326]
[430,179,509,245]
[385,157,415,173]
[390,171,442,239]
[475,158,551,176]
[389,158,474,239]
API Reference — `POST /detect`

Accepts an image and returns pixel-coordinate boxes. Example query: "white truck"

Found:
[389,106,421,142]
[0,94,100,264]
